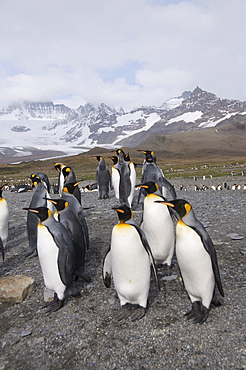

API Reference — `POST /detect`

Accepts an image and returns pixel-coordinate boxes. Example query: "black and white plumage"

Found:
[155,198,224,324]
[26,174,54,256]
[45,197,90,282]
[62,182,90,251]
[137,182,175,272]
[24,207,76,312]
[93,156,111,199]
[103,205,159,321]
[113,149,136,208]
[137,150,176,204]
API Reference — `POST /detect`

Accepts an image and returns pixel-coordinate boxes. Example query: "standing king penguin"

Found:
[93,156,111,199]
[61,165,81,204]
[26,174,54,256]
[62,182,90,250]
[45,197,90,282]
[109,156,120,200]
[54,163,66,196]
[113,149,136,208]
[155,199,224,324]
[137,181,175,273]
[0,184,9,261]
[103,205,159,321]
[24,207,76,312]
[138,150,176,203]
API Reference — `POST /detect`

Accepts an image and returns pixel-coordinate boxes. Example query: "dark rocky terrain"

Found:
[0,176,245,369]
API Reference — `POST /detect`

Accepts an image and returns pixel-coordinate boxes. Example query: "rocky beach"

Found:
[0,175,245,369]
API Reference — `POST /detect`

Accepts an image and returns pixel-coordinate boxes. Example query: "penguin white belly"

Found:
[0,198,9,245]
[128,163,136,207]
[176,221,215,308]
[142,196,174,265]
[37,225,66,300]
[111,224,151,308]
[112,169,120,199]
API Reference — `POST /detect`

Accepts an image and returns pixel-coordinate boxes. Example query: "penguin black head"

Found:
[138,150,156,163]
[136,181,158,194]
[63,181,82,194]
[62,166,72,178]
[124,153,130,162]
[112,205,133,223]
[92,156,103,161]
[154,199,192,219]
[44,198,68,212]
[54,162,63,172]
[29,175,42,188]
[23,207,51,222]
[109,156,118,165]
[0,184,7,197]
[114,149,125,155]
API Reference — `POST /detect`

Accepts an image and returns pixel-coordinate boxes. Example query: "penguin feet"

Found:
[117,304,146,322]
[130,306,146,322]
[117,303,132,321]
[185,301,209,324]
[43,294,64,313]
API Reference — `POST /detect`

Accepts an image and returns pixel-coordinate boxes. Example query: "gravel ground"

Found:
[0,176,245,370]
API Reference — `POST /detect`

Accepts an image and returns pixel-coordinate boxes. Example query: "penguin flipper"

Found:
[0,237,4,261]
[190,225,224,297]
[102,248,112,288]
[51,230,75,288]
[131,224,160,290]
[159,177,177,199]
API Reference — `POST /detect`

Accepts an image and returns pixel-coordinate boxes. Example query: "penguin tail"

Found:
[211,288,224,307]
[0,237,4,261]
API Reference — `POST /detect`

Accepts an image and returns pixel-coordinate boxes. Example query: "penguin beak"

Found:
[43,198,57,205]
[23,208,39,214]
[112,208,125,213]
[74,180,83,186]
[154,201,174,207]
[135,184,149,189]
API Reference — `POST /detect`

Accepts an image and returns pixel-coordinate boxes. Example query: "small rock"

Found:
[0,275,35,303]
[20,329,32,337]
[231,235,244,240]
[161,275,178,281]
[240,247,246,255]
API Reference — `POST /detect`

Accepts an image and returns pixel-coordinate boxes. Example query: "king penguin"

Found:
[30,172,50,193]
[113,149,136,208]
[92,156,111,199]
[109,156,120,200]
[0,184,9,261]
[137,181,175,273]
[26,174,54,256]
[24,206,76,312]
[62,182,90,250]
[123,153,137,208]
[155,198,224,324]
[137,150,176,204]
[54,162,66,197]
[103,205,159,321]
[61,165,81,204]
[45,197,90,282]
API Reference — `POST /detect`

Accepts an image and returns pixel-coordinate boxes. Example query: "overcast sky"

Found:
[0,0,245,110]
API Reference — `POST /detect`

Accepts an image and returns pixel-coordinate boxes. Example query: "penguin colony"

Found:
[1,149,226,324]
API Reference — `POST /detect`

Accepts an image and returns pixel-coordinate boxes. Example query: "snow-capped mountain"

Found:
[0,86,246,161]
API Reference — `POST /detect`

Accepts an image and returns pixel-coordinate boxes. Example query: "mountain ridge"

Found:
[0,86,245,163]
